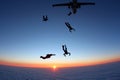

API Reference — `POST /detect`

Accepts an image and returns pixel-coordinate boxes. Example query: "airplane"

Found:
[52,0,95,14]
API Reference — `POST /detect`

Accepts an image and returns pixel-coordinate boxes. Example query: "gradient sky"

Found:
[0,0,120,68]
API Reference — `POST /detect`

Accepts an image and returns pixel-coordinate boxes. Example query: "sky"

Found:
[0,0,120,68]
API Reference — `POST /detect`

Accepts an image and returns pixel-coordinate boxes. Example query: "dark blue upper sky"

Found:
[0,0,120,67]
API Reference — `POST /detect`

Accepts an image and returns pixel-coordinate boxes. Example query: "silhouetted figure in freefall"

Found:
[68,11,72,16]
[65,22,75,32]
[62,44,71,57]
[43,15,48,21]
[40,54,56,59]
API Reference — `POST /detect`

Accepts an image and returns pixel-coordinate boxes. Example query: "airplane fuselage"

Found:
[70,0,80,14]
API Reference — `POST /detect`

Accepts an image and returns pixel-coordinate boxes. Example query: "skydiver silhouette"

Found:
[62,44,71,57]
[65,22,75,32]
[43,15,48,21]
[40,54,56,59]
[68,11,72,16]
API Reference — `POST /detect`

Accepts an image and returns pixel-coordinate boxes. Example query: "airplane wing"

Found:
[52,3,70,7]
[78,2,95,5]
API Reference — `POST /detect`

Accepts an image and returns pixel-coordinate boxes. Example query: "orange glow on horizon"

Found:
[52,65,57,71]
[0,57,119,68]
[53,65,56,69]
[0,60,50,68]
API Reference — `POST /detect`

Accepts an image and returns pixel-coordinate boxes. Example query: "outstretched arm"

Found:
[62,45,65,51]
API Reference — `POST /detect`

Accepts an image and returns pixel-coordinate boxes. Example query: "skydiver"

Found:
[43,15,48,21]
[62,44,71,57]
[68,11,72,16]
[40,54,56,59]
[65,22,75,32]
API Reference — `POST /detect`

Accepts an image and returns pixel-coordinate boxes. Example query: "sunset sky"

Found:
[0,0,120,68]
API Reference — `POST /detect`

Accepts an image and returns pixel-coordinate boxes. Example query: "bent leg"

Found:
[63,53,66,57]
